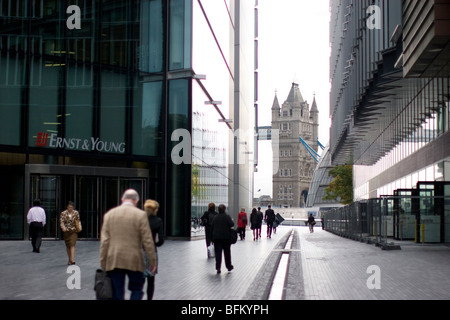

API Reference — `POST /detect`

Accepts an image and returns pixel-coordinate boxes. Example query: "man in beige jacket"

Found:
[100,189,157,300]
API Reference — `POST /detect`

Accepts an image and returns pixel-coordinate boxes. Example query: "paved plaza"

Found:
[1,226,450,301]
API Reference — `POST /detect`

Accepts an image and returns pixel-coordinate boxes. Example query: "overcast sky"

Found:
[254,0,331,198]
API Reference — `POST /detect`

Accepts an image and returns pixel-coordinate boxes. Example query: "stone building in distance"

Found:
[272,83,319,208]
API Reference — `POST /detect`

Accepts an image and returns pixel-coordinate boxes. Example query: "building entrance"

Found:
[26,165,148,240]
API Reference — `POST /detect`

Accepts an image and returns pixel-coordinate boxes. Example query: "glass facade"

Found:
[191,0,233,219]
[1,0,169,239]
[191,81,229,228]
[190,0,255,228]
[330,0,450,195]
[329,1,450,242]
[330,0,403,165]
[0,0,254,240]
[167,78,191,238]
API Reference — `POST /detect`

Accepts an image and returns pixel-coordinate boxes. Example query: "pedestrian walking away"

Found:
[200,203,218,258]
[257,207,263,238]
[237,208,248,240]
[308,213,316,233]
[211,204,234,274]
[27,199,46,253]
[250,208,262,241]
[264,205,275,239]
[60,201,81,265]
[99,189,157,300]
[144,199,164,300]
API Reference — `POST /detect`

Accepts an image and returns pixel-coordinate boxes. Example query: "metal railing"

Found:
[323,195,450,247]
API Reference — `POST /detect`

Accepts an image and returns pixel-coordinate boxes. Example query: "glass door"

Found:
[120,178,146,208]
[31,173,147,240]
[75,176,101,239]
[31,175,60,239]
[394,190,415,240]
[445,185,450,243]
[419,186,440,243]
[104,177,146,211]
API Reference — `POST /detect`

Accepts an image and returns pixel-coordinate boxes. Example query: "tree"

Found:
[323,165,353,205]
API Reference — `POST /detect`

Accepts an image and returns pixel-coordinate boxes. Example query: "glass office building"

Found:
[0,0,255,240]
[329,0,450,242]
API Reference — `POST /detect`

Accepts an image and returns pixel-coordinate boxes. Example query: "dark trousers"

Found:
[109,268,145,300]
[266,222,274,237]
[146,276,155,300]
[205,228,213,247]
[29,222,43,252]
[213,240,232,271]
[237,227,246,240]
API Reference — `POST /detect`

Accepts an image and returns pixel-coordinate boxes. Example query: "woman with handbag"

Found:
[200,203,218,258]
[211,204,234,274]
[60,201,81,265]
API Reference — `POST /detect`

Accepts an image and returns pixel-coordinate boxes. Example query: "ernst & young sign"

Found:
[35,132,126,154]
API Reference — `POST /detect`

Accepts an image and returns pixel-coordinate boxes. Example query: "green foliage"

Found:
[324,165,354,205]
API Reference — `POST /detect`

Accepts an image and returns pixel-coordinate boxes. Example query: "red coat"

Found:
[237,211,248,228]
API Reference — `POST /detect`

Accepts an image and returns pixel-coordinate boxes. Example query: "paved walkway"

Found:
[1,226,450,300]
[300,228,450,300]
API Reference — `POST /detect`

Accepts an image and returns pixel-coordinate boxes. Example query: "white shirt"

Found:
[27,206,46,226]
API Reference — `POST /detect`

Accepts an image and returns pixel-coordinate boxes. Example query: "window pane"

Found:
[169,0,192,70]
[139,0,164,73]
[167,79,190,237]
[28,67,60,147]
[0,87,21,146]
[169,79,189,130]
[133,81,163,156]
[0,8,28,146]
[27,0,63,148]
[66,85,94,142]
[100,69,126,146]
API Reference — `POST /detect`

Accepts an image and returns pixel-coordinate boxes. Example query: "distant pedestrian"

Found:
[264,205,275,238]
[27,199,46,253]
[211,204,234,274]
[60,201,81,265]
[308,214,316,233]
[100,189,156,300]
[237,208,248,240]
[257,207,263,238]
[200,203,218,258]
[273,214,278,234]
[250,208,262,240]
[144,199,164,300]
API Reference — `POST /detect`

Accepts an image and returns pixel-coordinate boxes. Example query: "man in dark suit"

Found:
[264,205,276,238]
